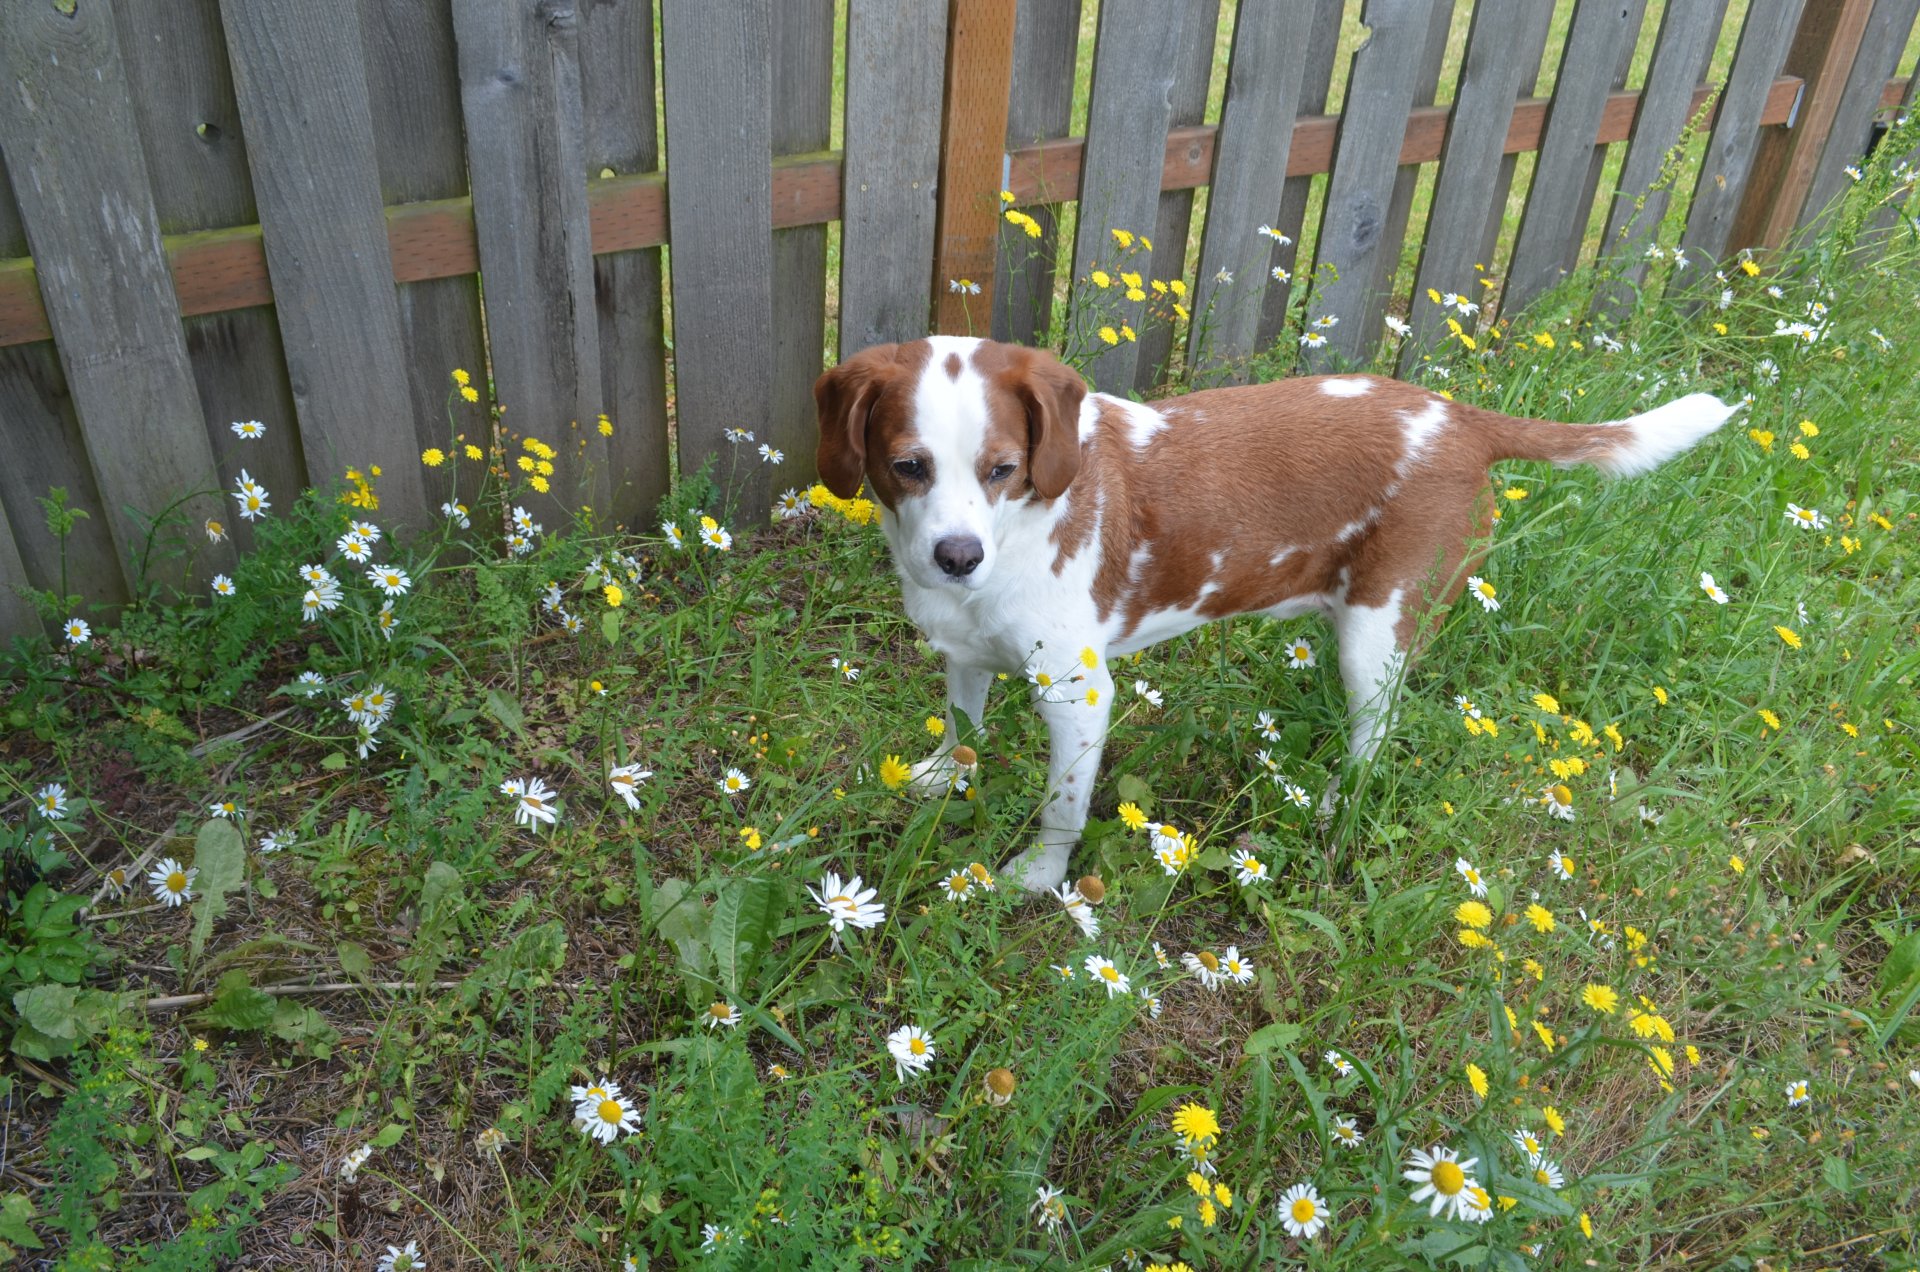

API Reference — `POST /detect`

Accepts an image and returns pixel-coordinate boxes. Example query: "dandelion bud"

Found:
[950,745,978,767]
[1075,874,1105,904]
[984,1067,1016,1105]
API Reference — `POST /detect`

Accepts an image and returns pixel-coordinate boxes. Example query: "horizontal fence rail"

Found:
[0,0,1915,645]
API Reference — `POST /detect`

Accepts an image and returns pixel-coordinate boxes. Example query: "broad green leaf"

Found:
[336,940,372,981]
[1243,1021,1302,1056]
[371,1122,408,1148]
[203,970,275,1031]
[189,818,247,961]
[711,877,779,996]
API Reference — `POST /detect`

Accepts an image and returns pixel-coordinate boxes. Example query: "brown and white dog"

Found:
[814,337,1734,890]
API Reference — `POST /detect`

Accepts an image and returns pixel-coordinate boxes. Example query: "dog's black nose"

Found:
[933,535,984,577]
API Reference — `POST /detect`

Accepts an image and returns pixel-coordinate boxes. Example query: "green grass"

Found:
[5,108,1920,1272]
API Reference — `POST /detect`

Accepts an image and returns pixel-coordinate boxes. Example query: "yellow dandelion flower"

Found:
[1456,900,1493,930]
[1729,854,1745,874]
[1797,419,1818,437]
[421,447,445,467]
[603,584,624,607]
[460,385,480,403]
[1532,693,1561,714]
[1466,1062,1489,1099]
[879,755,912,789]
[1459,929,1495,949]
[529,476,550,494]
[1579,1211,1592,1240]
[1581,983,1619,1014]
[1525,903,1554,933]
[1542,1105,1565,1135]
[1098,326,1120,346]
[1774,625,1802,649]
[1740,259,1760,277]
[1532,1019,1555,1051]
[464,443,484,461]
[1758,708,1781,730]
[1111,228,1134,249]
[1117,801,1147,831]
[1652,685,1668,706]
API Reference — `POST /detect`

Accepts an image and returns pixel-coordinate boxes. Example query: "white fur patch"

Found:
[1320,377,1373,398]
[1397,397,1449,468]
[1103,395,1168,447]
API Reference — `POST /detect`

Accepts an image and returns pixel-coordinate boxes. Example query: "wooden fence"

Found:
[1,0,1917,644]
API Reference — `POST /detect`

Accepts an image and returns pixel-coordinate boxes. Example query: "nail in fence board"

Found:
[1134,0,1221,393]
[1072,0,1188,392]
[359,0,492,520]
[768,0,834,483]
[993,0,1084,348]
[1408,0,1551,360]
[1256,0,1344,349]
[453,0,608,523]
[0,0,232,594]
[1681,1,1808,261]
[1798,0,1920,229]
[841,0,947,356]
[1304,0,1440,369]
[221,0,430,529]
[1190,0,1319,380]
[1603,0,1734,290]
[579,0,671,524]
[1504,0,1651,315]
[661,1,774,514]
[117,0,304,549]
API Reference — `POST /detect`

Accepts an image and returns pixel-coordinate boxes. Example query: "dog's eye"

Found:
[988,463,1017,482]
[891,458,926,480]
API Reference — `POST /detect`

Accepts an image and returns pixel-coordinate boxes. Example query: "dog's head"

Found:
[814,337,1086,592]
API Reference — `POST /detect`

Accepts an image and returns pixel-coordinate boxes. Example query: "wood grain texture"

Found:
[0,488,34,641]
[118,0,303,551]
[1190,0,1319,380]
[1370,0,1460,331]
[660,0,774,514]
[1409,0,1551,358]
[932,0,1016,335]
[1682,1,1809,260]
[1476,0,1556,269]
[453,0,607,523]
[220,0,430,527]
[1072,0,1187,392]
[1602,0,1733,285]
[1304,0,1439,369]
[1798,0,1920,228]
[992,0,1083,346]
[1504,0,1650,314]
[768,0,833,486]
[1134,0,1221,392]
[1728,0,1877,250]
[1257,0,1344,348]
[842,0,947,354]
[359,0,491,519]
[0,0,230,594]
[578,0,671,525]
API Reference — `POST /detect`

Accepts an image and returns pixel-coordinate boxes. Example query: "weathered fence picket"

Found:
[2,1,1917,644]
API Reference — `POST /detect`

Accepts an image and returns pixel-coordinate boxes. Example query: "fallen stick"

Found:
[142,980,461,1012]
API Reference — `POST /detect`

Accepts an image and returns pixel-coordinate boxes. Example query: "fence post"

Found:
[932,0,1018,337]
[1727,0,1879,251]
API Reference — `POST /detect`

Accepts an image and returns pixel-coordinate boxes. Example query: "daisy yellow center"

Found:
[830,894,852,907]
[709,1004,731,1020]
[1534,1167,1552,1185]
[1431,1160,1466,1195]
[166,871,186,893]
[597,1099,623,1125]
[1466,870,1480,884]
[1227,960,1244,975]
[1291,1197,1318,1223]
[1476,581,1495,598]
[909,1038,926,1056]
[1198,951,1220,971]
[1336,1125,1356,1141]
[727,778,742,790]
[1294,645,1308,657]
[1796,509,1813,522]
[524,796,544,809]
[1553,784,1572,805]
[1522,1135,1539,1155]
[1099,966,1120,983]
[946,877,967,893]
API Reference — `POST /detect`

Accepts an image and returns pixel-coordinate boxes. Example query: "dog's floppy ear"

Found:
[813,343,900,499]
[1010,347,1087,500]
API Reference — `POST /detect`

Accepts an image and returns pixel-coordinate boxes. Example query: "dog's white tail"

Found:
[1588,393,1743,477]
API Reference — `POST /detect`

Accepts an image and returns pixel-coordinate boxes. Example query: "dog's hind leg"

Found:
[909,661,993,794]
[1320,587,1411,821]
[1000,664,1115,892]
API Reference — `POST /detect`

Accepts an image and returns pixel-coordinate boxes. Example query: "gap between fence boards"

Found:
[3,71,1908,348]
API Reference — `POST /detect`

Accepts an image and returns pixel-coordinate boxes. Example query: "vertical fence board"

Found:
[1072,0,1188,392]
[453,0,607,522]
[1602,0,1733,287]
[1571,0,1652,261]
[661,1,773,513]
[220,0,430,529]
[1134,0,1221,391]
[993,0,1083,347]
[1504,0,1651,314]
[1304,0,1440,368]
[1799,0,1920,227]
[1476,2,1556,270]
[0,494,32,641]
[359,0,492,519]
[1409,0,1551,358]
[767,0,834,488]
[842,0,947,355]
[1256,0,1344,349]
[1371,0,1461,324]
[1190,0,1319,379]
[1681,1,1808,261]
[116,0,304,544]
[578,0,671,525]
[0,0,230,594]
[1728,0,1879,251]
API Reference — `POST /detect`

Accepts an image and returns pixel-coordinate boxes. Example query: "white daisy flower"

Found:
[1052,883,1100,939]
[349,520,382,543]
[608,763,653,810]
[1282,780,1311,809]
[1083,954,1131,997]
[1133,678,1162,707]
[1256,709,1282,741]
[661,520,685,550]
[1286,639,1315,669]
[231,419,265,440]
[1785,1078,1811,1107]
[1230,849,1268,886]
[704,1001,742,1029]
[1330,1114,1365,1148]
[808,871,885,936]
[340,1142,372,1183]
[1528,1158,1565,1190]
[1299,330,1327,349]
[209,798,243,819]
[1403,1143,1481,1221]
[148,857,197,907]
[366,564,412,596]
[1456,857,1488,897]
[1277,1181,1328,1239]
[211,574,235,597]
[376,1239,425,1272]
[257,830,292,854]
[719,767,751,795]
[775,488,809,519]
[441,501,471,528]
[1548,852,1575,881]
[724,428,756,444]
[576,1088,640,1143]
[1700,572,1730,604]
[1325,1049,1354,1078]
[1385,314,1412,337]
[1541,783,1575,821]
[1183,949,1226,991]
[1030,1184,1067,1232]
[757,444,784,464]
[64,617,91,645]
[700,523,733,551]
[886,1024,935,1082]
[338,534,373,563]
[1511,1127,1546,1159]
[231,470,270,520]
[1465,575,1499,611]
[294,671,326,696]
[509,776,559,828]
[1785,503,1827,531]
[35,783,68,819]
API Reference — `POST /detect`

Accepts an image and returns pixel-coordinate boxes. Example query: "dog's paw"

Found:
[907,752,961,797]
[998,842,1071,894]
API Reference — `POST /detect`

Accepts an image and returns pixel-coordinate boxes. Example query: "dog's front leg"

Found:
[909,661,993,793]
[1001,667,1114,891]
